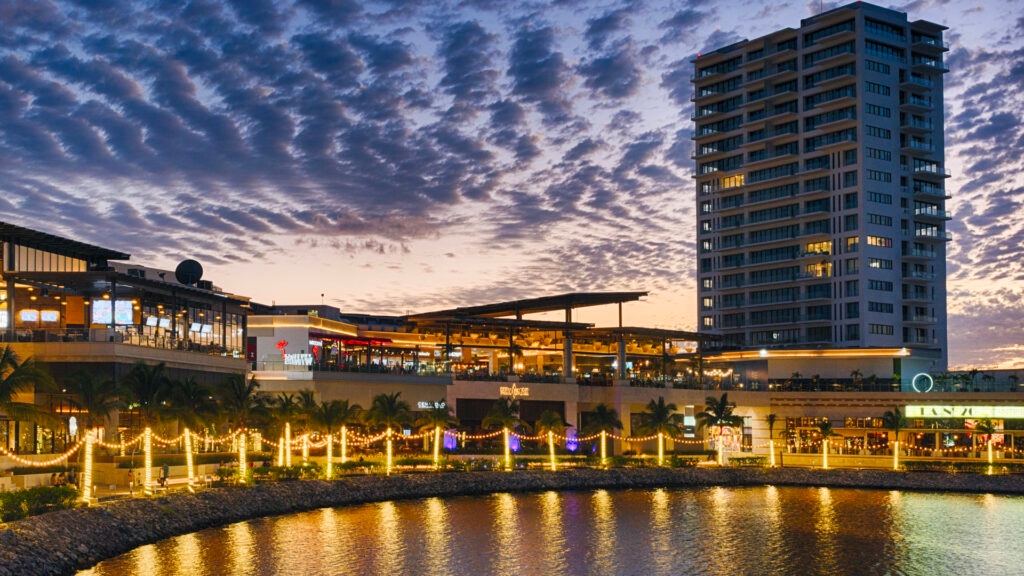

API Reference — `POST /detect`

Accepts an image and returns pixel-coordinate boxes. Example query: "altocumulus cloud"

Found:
[0,0,1022,367]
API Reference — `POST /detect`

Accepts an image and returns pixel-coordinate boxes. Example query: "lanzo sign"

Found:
[499,383,529,399]
[284,353,314,366]
[417,401,446,409]
[905,405,1024,419]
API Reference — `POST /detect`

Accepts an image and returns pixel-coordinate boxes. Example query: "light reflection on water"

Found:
[78,487,1024,576]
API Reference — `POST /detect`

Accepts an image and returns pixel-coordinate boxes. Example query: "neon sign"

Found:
[284,353,314,366]
[905,405,1024,419]
[499,383,529,399]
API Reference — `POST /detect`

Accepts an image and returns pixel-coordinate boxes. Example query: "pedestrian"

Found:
[160,463,169,487]
[128,469,135,495]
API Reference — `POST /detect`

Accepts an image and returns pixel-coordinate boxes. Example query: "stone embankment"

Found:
[3,467,1024,576]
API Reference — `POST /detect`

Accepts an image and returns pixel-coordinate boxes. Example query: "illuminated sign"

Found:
[283,353,314,366]
[92,300,112,324]
[309,339,323,347]
[499,383,529,399]
[911,373,934,393]
[417,401,447,409]
[905,405,1024,419]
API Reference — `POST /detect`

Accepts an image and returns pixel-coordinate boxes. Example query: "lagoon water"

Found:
[78,486,1024,576]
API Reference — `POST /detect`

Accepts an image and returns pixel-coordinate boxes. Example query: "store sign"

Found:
[418,401,446,409]
[499,383,529,399]
[905,405,1024,419]
[284,353,314,366]
[309,339,323,347]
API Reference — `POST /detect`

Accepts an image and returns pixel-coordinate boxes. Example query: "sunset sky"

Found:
[1,0,1022,369]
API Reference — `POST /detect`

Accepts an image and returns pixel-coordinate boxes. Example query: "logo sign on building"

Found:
[905,405,1024,419]
[499,383,529,399]
[418,401,447,410]
[284,353,314,366]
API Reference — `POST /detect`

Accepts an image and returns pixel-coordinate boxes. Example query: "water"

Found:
[78,487,1024,576]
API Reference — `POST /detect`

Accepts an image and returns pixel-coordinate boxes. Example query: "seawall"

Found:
[3,467,1024,576]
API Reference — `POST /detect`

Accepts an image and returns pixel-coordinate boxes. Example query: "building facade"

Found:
[0,221,250,453]
[692,2,950,376]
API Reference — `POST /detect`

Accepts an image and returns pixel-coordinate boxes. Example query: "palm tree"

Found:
[119,361,170,430]
[167,376,214,432]
[66,370,119,434]
[413,399,458,449]
[482,397,527,433]
[816,419,838,467]
[364,392,412,432]
[0,345,60,434]
[850,369,863,390]
[270,393,301,437]
[581,403,623,436]
[312,399,350,435]
[535,410,566,470]
[696,393,744,436]
[637,396,684,464]
[638,396,685,437]
[881,407,906,453]
[766,413,779,465]
[534,410,566,441]
[581,403,622,463]
[696,394,743,464]
[414,399,457,431]
[975,418,997,457]
[296,389,319,432]
[219,374,264,431]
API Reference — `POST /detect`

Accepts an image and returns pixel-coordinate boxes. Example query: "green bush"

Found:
[0,486,79,522]
[728,456,767,467]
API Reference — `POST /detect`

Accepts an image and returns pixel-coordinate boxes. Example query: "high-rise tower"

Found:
[692,2,948,370]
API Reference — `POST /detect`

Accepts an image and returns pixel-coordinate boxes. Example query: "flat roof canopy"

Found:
[408,291,648,319]
[0,221,130,262]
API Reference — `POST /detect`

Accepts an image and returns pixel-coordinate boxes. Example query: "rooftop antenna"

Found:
[321,293,325,306]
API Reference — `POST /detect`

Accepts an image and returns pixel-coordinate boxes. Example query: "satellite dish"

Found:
[175,259,203,285]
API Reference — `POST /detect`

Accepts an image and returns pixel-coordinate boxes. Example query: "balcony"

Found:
[902,140,935,155]
[912,36,950,52]
[913,164,952,180]
[913,185,951,200]
[915,228,952,241]
[903,247,938,259]
[900,75,934,92]
[900,95,933,113]
[903,269,936,281]
[912,57,949,73]
[914,207,951,220]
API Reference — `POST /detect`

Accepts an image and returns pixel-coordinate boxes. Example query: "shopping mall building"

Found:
[3,220,1023,461]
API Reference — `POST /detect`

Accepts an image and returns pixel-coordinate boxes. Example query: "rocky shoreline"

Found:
[3,467,1024,576]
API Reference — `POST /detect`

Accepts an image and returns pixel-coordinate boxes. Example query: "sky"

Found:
[1,0,1022,370]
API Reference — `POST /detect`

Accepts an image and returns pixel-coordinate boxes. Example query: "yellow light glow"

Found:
[769,440,776,467]
[285,422,292,467]
[503,427,511,471]
[822,438,829,470]
[302,434,309,463]
[326,433,333,479]
[658,433,664,466]
[185,428,195,492]
[277,436,285,467]
[548,431,556,472]
[82,430,94,504]
[893,440,900,470]
[341,426,348,464]
[238,431,247,483]
[713,347,911,361]
[600,430,607,467]
[144,427,153,495]
[386,427,393,476]
[433,426,441,469]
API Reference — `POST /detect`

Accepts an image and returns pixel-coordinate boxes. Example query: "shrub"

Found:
[0,486,79,522]
[728,456,767,467]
